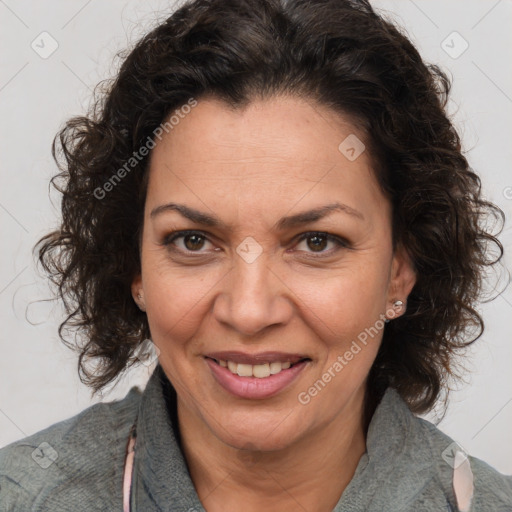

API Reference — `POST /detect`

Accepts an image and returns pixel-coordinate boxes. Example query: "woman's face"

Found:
[133,95,416,451]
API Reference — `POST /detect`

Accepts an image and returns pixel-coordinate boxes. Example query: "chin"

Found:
[226,433,296,453]
[210,416,303,453]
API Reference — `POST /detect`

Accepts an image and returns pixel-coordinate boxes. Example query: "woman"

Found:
[1,0,510,510]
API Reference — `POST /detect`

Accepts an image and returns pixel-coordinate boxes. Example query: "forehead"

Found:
[146,95,387,225]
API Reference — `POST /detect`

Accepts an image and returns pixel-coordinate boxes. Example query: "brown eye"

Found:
[163,230,216,253]
[306,234,328,252]
[294,231,349,256]
[183,233,206,251]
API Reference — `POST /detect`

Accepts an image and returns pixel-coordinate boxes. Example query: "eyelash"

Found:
[161,230,350,258]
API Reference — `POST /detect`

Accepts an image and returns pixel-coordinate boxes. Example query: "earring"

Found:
[136,292,145,311]
[385,299,405,323]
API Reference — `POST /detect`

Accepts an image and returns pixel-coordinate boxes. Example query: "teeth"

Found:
[269,361,282,374]
[253,363,270,378]
[236,363,253,377]
[217,359,297,378]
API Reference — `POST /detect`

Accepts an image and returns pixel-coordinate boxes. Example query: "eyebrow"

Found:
[150,201,365,230]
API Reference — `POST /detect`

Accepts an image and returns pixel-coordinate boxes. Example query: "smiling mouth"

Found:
[206,357,311,378]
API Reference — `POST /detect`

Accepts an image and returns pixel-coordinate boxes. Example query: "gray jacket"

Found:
[1,365,511,511]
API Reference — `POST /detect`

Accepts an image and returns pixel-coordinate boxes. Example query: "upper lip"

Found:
[204,351,310,365]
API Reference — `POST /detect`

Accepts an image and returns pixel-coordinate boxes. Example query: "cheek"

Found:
[142,268,217,394]
[142,257,221,347]
[148,281,208,338]
[287,263,388,342]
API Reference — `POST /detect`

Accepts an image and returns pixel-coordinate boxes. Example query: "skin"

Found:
[132,95,417,512]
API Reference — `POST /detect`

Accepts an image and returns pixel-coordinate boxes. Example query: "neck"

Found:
[177,388,368,512]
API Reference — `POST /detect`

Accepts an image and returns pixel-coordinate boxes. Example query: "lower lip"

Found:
[205,358,309,399]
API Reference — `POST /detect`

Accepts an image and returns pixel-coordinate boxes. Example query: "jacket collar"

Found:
[131,364,456,511]
[131,364,205,511]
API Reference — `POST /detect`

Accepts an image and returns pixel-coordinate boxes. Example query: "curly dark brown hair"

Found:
[37,0,505,418]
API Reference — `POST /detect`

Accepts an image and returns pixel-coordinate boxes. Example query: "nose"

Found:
[213,253,293,337]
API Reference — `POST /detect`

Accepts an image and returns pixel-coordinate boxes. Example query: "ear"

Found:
[386,244,416,316]
[131,274,145,311]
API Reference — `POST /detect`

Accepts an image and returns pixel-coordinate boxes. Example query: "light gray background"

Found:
[1,0,511,474]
